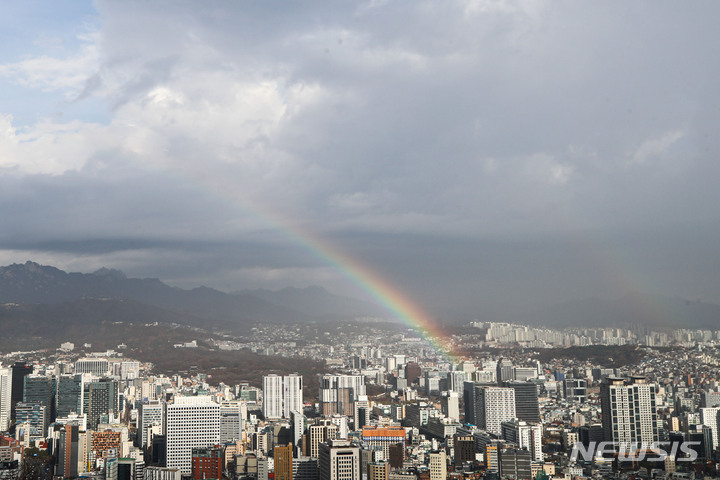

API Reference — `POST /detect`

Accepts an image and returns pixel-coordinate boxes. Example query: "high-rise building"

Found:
[55,423,81,478]
[441,392,459,422]
[191,446,223,480]
[600,376,659,449]
[700,407,720,450]
[263,375,303,420]
[462,381,495,427]
[309,420,339,459]
[56,374,84,418]
[319,375,366,417]
[284,375,303,419]
[475,387,516,436]
[496,358,513,385]
[353,396,370,431]
[0,367,11,431]
[139,401,164,449]
[290,410,306,456]
[428,451,446,480]
[504,382,540,424]
[501,420,543,461]
[23,375,54,421]
[10,362,32,419]
[220,401,245,443]
[274,443,293,480]
[86,379,118,429]
[318,439,360,480]
[15,402,48,438]
[166,396,220,474]
[263,375,283,420]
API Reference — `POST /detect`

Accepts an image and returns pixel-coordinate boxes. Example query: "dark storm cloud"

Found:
[1,1,720,315]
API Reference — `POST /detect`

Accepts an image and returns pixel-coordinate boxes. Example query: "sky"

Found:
[1,1,719,320]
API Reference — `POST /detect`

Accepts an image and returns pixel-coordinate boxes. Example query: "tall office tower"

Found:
[166,396,221,474]
[75,358,109,376]
[309,420,339,459]
[0,367,11,431]
[504,382,541,424]
[702,391,720,408]
[86,379,118,429]
[56,374,84,418]
[15,402,48,437]
[56,423,80,478]
[220,401,245,443]
[428,451,446,480]
[263,375,283,420]
[501,419,543,461]
[11,361,32,419]
[441,392,460,422]
[563,378,588,403]
[453,435,475,466]
[475,387,516,436]
[139,401,164,449]
[318,439,360,480]
[274,443,294,480]
[463,381,495,426]
[319,375,366,416]
[700,407,720,449]
[367,461,389,480]
[191,446,223,480]
[23,374,55,421]
[353,396,370,430]
[361,426,406,460]
[284,375,303,418]
[496,358,513,385]
[290,410,306,456]
[600,376,659,449]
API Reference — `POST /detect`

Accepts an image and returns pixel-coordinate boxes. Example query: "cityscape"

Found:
[3,316,720,480]
[2,2,720,480]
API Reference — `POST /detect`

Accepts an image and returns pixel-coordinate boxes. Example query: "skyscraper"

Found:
[0,367,11,431]
[263,374,303,420]
[274,443,293,480]
[10,361,32,419]
[476,387,516,436]
[600,376,659,449]
[166,396,220,474]
[263,375,283,420]
[504,382,541,424]
[284,374,303,419]
[139,400,164,449]
[319,375,365,417]
[56,374,84,419]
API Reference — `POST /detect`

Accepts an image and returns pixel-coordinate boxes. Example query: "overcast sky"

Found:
[1,1,719,319]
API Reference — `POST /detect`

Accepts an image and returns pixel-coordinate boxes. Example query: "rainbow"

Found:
[194,183,459,362]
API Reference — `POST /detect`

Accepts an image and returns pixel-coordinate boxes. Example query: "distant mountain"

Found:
[0,261,394,332]
[0,261,315,330]
[240,285,387,320]
[529,291,720,330]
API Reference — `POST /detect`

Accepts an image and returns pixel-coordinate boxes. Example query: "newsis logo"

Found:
[570,442,700,463]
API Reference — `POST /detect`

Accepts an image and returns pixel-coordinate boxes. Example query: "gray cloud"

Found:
[1,1,719,317]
